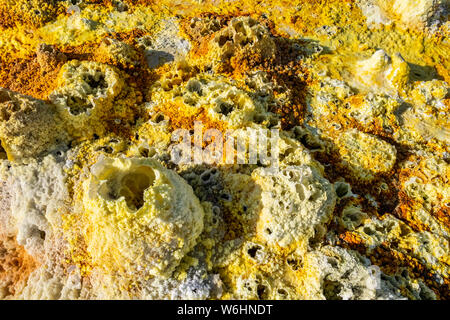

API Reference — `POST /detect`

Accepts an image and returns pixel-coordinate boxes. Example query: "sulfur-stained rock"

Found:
[400,80,450,145]
[357,50,391,87]
[252,165,335,252]
[222,241,407,299]
[400,155,449,218]
[0,155,69,257]
[338,204,369,231]
[386,53,411,94]
[302,246,405,300]
[358,0,394,28]
[0,235,37,299]
[211,17,276,72]
[80,156,205,278]
[0,0,449,301]
[17,267,83,300]
[50,60,123,125]
[128,112,172,159]
[98,38,140,68]
[86,264,222,300]
[0,0,59,28]
[0,88,66,162]
[345,93,400,128]
[36,44,67,73]
[411,79,449,107]
[376,0,448,29]
[353,214,449,280]
[335,129,397,181]
[151,72,279,130]
[233,270,299,300]
[354,50,411,94]
[137,18,191,68]
[49,60,137,140]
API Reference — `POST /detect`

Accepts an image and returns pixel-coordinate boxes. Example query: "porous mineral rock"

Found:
[354,49,410,94]
[335,129,397,181]
[0,89,66,161]
[81,156,204,278]
[376,0,448,29]
[50,60,139,140]
[253,165,336,251]
[98,38,140,68]
[210,17,276,72]
[0,0,448,301]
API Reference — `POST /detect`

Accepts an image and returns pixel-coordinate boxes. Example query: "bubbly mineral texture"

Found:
[0,0,449,300]
[81,156,204,278]
[253,165,336,251]
[0,89,66,161]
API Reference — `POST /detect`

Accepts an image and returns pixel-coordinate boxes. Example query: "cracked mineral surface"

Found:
[0,0,449,300]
